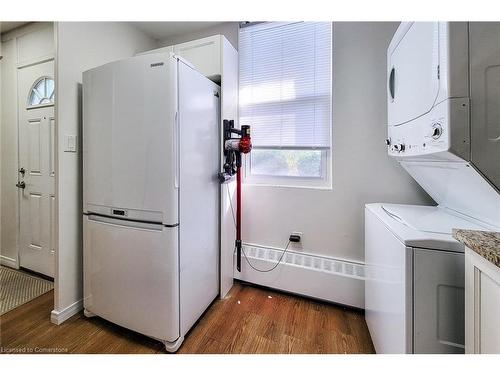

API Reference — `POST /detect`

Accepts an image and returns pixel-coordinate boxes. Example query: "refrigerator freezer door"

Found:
[83,53,178,225]
[83,214,180,342]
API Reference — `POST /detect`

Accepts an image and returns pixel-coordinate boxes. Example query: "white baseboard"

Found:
[1,254,19,269]
[51,299,83,325]
[234,244,365,309]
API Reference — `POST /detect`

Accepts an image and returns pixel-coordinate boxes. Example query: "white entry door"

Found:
[17,60,55,278]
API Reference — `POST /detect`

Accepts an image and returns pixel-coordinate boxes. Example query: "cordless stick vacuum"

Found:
[218,120,252,272]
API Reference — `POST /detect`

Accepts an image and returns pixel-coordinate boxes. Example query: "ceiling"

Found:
[130,22,226,40]
[1,22,228,39]
[0,22,29,34]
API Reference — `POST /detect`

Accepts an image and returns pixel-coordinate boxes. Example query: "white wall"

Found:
[54,22,157,315]
[1,23,55,269]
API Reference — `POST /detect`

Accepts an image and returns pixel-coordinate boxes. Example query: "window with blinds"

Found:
[239,22,332,186]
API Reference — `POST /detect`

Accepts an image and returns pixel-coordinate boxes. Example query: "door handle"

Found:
[389,66,395,101]
[16,181,26,189]
[174,111,179,189]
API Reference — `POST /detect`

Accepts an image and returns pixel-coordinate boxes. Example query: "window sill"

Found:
[243,181,333,191]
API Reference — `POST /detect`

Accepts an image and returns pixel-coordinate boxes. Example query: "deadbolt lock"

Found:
[19,167,25,176]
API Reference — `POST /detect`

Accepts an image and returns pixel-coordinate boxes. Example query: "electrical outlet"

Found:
[289,231,303,251]
[289,231,303,244]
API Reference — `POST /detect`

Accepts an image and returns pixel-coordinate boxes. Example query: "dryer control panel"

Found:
[387,98,470,162]
[388,118,447,157]
[387,100,455,160]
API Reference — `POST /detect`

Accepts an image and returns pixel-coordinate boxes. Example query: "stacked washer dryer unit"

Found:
[365,22,500,354]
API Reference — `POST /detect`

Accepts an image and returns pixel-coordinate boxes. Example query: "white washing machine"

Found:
[365,22,500,354]
[365,203,496,354]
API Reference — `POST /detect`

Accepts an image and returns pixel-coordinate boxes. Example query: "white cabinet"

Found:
[137,35,231,83]
[174,35,222,81]
[465,247,500,353]
[136,45,174,56]
[136,35,239,300]
[216,37,238,300]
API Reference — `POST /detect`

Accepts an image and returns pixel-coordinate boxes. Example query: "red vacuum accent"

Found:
[236,166,242,260]
[235,126,251,271]
[239,133,252,154]
[219,121,251,272]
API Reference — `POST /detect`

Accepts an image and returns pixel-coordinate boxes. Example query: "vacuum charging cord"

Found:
[226,186,291,273]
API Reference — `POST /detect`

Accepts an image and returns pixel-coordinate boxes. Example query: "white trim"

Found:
[25,102,55,110]
[235,244,365,309]
[50,299,83,325]
[17,55,55,70]
[243,149,332,189]
[53,20,60,326]
[0,254,19,269]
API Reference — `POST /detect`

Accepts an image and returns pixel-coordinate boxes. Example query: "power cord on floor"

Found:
[225,185,291,273]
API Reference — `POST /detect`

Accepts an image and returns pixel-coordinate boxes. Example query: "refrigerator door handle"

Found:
[87,214,164,231]
[174,111,180,189]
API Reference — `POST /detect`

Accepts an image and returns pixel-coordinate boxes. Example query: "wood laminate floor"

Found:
[0,281,375,354]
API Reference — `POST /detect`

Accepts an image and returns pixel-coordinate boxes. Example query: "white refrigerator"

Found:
[82,53,220,352]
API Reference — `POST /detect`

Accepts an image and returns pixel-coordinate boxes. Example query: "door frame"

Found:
[52,22,60,316]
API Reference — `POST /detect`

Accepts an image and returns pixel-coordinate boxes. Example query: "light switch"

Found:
[65,135,77,153]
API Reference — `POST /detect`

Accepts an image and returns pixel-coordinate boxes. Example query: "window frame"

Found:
[26,75,55,109]
[239,21,333,189]
[243,148,332,189]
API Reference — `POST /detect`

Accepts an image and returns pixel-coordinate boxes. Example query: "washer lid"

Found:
[381,204,488,235]
[366,203,494,252]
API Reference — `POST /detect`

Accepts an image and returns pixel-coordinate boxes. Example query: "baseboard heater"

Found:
[234,244,366,309]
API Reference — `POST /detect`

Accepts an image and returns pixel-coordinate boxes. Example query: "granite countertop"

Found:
[452,229,500,268]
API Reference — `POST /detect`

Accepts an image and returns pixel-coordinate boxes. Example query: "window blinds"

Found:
[239,22,332,149]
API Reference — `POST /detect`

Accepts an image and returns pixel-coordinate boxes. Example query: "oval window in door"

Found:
[27,76,55,108]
